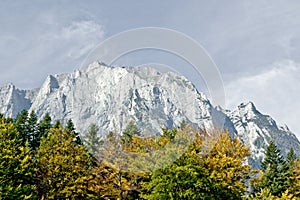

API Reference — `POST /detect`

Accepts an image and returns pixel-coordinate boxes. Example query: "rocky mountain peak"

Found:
[0,64,299,168]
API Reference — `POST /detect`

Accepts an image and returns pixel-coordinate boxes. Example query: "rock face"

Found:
[228,102,300,168]
[0,62,299,168]
[0,83,37,118]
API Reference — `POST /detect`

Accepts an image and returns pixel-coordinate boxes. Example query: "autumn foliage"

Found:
[0,111,299,199]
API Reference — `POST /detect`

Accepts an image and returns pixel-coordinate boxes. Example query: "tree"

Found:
[287,148,297,165]
[141,152,223,200]
[53,120,61,128]
[289,160,300,198]
[203,131,251,199]
[27,110,39,150]
[14,109,29,145]
[122,121,140,145]
[0,117,36,199]
[36,113,52,147]
[84,123,103,157]
[258,141,290,197]
[36,125,96,199]
[141,129,251,200]
[65,119,82,145]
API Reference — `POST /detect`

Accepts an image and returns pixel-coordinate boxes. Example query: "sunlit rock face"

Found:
[0,62,299,168]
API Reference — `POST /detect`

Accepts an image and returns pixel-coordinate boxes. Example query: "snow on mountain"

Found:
[0,62,299,168]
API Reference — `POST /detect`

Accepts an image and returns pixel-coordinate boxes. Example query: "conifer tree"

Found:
[287,148,297,165]
[65,119,82,145]
[14,109,29,145]
[0,117,36,199]
[258,141,290,197]
[122,120,140,145]
[53,120,61,128]
[37,113,52,145]
[27,110,38,150]
[84,123,103,156]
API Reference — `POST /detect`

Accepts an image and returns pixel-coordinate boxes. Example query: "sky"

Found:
[1,0,300,138]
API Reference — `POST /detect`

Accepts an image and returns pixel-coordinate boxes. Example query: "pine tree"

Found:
[287,148,297,165]
[37,113,52,145]
[122,121,140,145]
[27,110,38,150]
[258,141,290,197]
[37,125,96,199]
[65,119,82,145]
[0,117,37,199]
[84,123,103,157]
[14,109,29,145]
[53,120,61,128]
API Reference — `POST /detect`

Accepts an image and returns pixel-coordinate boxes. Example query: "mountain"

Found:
[227,102,300,168]
[0,83,37,118]
[0,62,299,168]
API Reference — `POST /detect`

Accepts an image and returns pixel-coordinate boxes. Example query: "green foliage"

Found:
[121,120,140,145]
[257,141,290,197]
[65,119,82,145]
[287,148,297,164]
[5,110,300,200]
[14,109,29,145]
[84,123,103,157]
[0,117,37,199]
[142,130,252,200]
[37,113,52,141]
[27,110,39,150]
[203,131,251,198]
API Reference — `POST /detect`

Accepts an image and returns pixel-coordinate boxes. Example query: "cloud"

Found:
[0,18,105,89]
[225,60,300,138]
[43,20,105,60]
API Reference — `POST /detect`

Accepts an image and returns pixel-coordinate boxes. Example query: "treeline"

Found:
[0,110,299,199]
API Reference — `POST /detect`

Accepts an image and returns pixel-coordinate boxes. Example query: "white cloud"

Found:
[0,19,105,89]
[42,20,105,60]
[225,60,300,138]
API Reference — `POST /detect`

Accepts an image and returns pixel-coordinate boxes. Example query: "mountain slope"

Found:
[30,62,229,135]
[227,102,300,168]
[0,83,37,118]
[0,62,299,168]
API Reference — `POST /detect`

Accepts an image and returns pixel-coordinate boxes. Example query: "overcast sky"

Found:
[1,0,300,138]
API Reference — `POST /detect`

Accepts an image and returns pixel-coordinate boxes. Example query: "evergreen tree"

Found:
[14,109,29,145]
[0,117,36,199]
[258,141,290,197]
[287,148,297,165]
[37,113,52,145]
[84,123,103,156]
[53,120,61,128]
[65,119,82,145]
[37,125,96,199]
[27,110,38,150]
[121,120,140,145]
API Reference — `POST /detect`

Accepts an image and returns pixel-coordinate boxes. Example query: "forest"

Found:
[0,110,299,199]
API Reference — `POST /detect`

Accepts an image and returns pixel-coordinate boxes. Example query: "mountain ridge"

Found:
[0,62,299,168]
